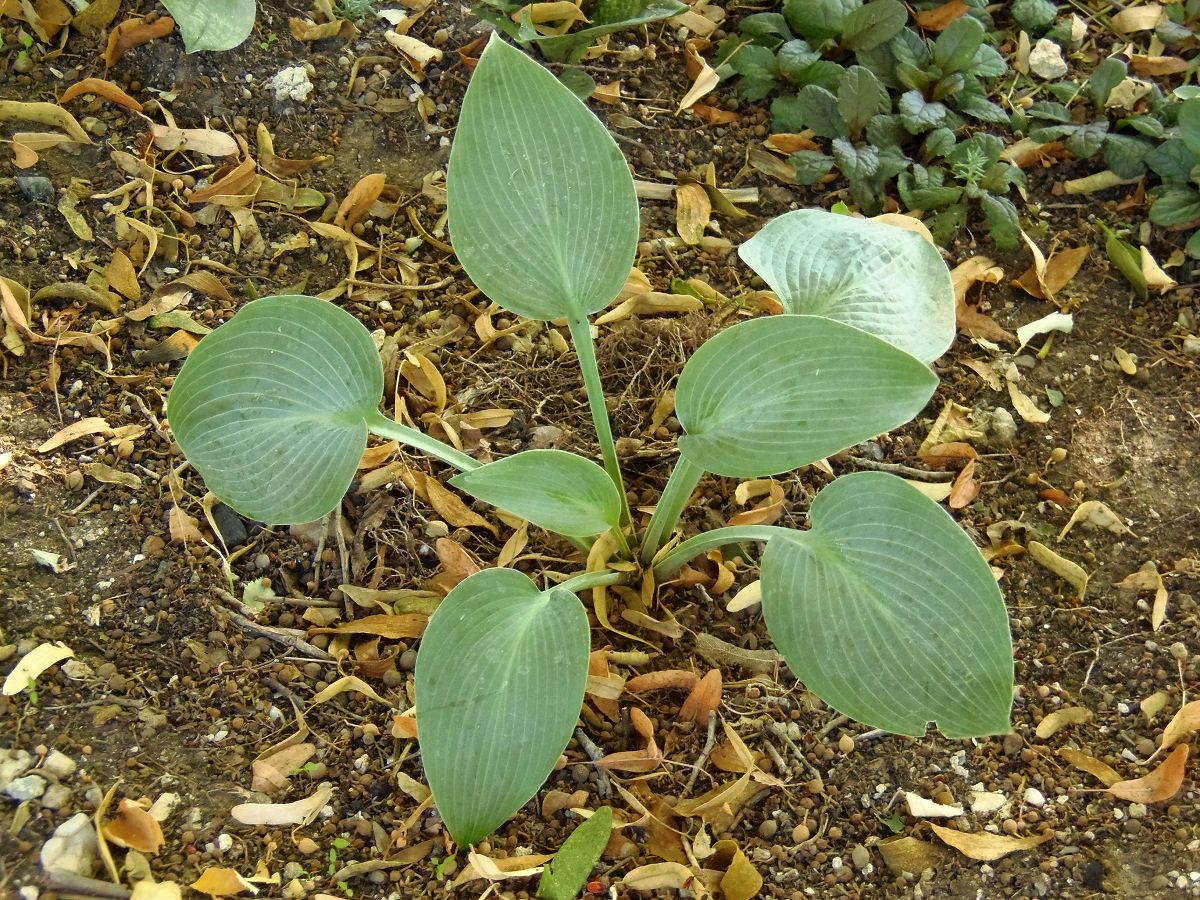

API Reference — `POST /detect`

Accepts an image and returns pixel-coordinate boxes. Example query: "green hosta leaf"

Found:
[536,807,613,900]
[168,295,381,524]
[1178,98,1200,155]
[837,65,889,136]
[1149,186,1200,226]
[761,472,1014,738]
[980,193,1020,250]
[899,90,948,133]
[447,35,638,321]
[933,14,984,74]
[789,149,835,184]
[536,0,687,61]
[739,209,956,363]
[1088,57,1128,106]
[842,0,907,51]
[1103,133,1153,178]
[675,315,937,478]
[160,0,256,52]
[450,450,621,537]
[788,84,849,139]
[416,568,589,846]
[783,0,859,43]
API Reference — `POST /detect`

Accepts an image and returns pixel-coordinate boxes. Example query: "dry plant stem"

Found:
[365,410,480,472]
[41,872,132,900]
[573,727,613,798]
[567,314,632,533]
[652,524,789,581]
[683,710,718,796]
[639,456,704,566]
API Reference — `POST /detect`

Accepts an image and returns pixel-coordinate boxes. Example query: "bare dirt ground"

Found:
[1,2,1199,898]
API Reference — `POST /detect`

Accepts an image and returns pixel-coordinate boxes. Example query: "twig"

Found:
[842,458,954,481]
[221,608,333,661]
[345,276,453,292]
[817,713,849,738]
[573,727,612,799]
[765,720,819,778]
[683,711,718,796]
[42,872,132,899]
[67,487,103,515]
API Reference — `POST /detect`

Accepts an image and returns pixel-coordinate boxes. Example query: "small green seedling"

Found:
[168,34,1014,848]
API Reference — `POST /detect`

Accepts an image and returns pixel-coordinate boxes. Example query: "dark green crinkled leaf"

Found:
[1178,98,1200,155]
[790,149,835,184]
[838,65,889,136]
[1146,138,1197,183]
[933,15,984,74]
[980,193,1020,250]
[866,113,908,149]
[1119,115,1166,139]
[1065,121,1109,158]
[923,126,956,159]
[1088,57,1128,106]
[842,0,907,51]
[1104,133,1154,178]
[971,43,1008,78]
[789,84,849,138]
[955,84,1009,123]
[927,202,969,244]
[1149,186,1200,226]
[783,0,858,42]
[1012,0,1058,32]
[899,90,948,133]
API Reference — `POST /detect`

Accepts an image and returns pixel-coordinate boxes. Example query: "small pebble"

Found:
[1023,787,1046,807]
[758,819,777,840]
[43,750,76,778]
[16,176,55,203]
[791,823,810,843]
[41,783,74,811]
[851,844,870,871]
[4,774,47,801]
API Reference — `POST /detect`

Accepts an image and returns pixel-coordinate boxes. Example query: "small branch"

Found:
[683,711,718,796]
[42,872,132,899]
[842,458,954,481]
[573,727,612,799]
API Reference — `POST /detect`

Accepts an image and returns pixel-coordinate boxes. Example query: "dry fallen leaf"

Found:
[878,835,944,874]
[675,182,710,246]
[597,707,663,772]
[103,799,165,854]
[678,668,722,723]
[38,417,113,453]
[104,15,176,67]
[913,0,970,29]
[1108,744,1189,803]
[904,792,964,818]
[230,785,333,826]
[1116,560,1169,630]
[2,641,75,695]
[60,77,144,111]
[310,675,390,706]
[1058,747,1123,786]
[1035,706,1092,739]
[1013,245,1089,301]
[679,39,718,111]
[190,867,256,897]
[621,862,695,890]
[930,823,1051,861]
[1154,701,1200,759]
[625,670,699,693]
[1028,541,1089,600]
[1059,500,1134,540]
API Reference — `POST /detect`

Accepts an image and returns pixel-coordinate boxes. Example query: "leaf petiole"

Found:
[366,410,481,473]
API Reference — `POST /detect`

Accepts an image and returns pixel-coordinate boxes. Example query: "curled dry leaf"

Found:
[334,173,386,230]
[60,78,144,111]
[151,125,238,157]
[1057,748,1122,786]
[918,442,977,469]
[728,478,784,527]
[1130,55,1189,76]
[309,613,428,639]
[103,799,164,853]
[625,670,698,693]
[230,784,333,826]
[675,182,710,246]
[678,668,722,723]
[2,641,74,695]
[1059,500,1134,541]
[948,459,980,509]
[679,39,718,111]
[913,0,970,29]
[621,862,695,891]
[1154,700,1200,760]
[1027,541,1088,600]
[726,579,762,612]
[1013,245,1089,301]
[1108,744,1189,803]
[104,16,176,67]
[0,99,92,143]
[251,743,317,794]
[712,840,762,900]
[878,835,943,874]
[930,823,1051,861]
[1034,706,1092,739]
[190,867,256,897]
[904,792,964,818]
[950,256,1012,343]
[37,417,113,453]
[457,851,551,885]
[1006,379,1051,425]
[596,707,662,773]
[310,674,390,706]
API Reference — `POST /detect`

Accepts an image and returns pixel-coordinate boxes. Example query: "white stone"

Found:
[1029,39,1068,80]
[42,749,76,779]
[269,66,314,103]
[1128,803,1148,819]
[5,774,47,801]
[905,791,965,818]
[41,783,73,811]
[40,812,99,876]
[969,790,1008,814]
[1023,787,1047,807]
[0,748,32,790]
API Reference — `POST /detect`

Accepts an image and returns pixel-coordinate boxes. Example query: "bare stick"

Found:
[683,711,718,796]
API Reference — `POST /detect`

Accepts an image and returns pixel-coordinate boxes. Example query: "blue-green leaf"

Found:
[160,0,256,52]
[760,472,1014,738]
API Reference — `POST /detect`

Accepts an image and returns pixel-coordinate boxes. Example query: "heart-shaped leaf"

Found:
[738,210,956,363]
[760,472,1013,738]
[160,0,256,52]
[450,450,622,537]
[416,568,590,846]
[168,295,382,524]
[675,315,937,478]
[446,34,639,321]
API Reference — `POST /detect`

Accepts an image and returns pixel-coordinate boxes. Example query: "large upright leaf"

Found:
[447,35,638,321]
[168,295,382,524]
[160,0,256,52]
[841,0,907,51]
[760,472,1013,738]
[738,210,955,363]
[416,569,590,845]
[450,450,622,537]
[675,315,936,478]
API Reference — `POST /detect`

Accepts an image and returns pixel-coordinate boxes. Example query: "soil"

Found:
[2,3,1199,899]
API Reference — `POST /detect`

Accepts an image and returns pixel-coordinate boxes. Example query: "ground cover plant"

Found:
[167,33,1015,848]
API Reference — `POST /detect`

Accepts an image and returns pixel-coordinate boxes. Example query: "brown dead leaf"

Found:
[918,441,977,468]
[591,81,622,104]
[951,257,1013,342]
[1130,55,1189,76]
[913,0,970,29]
[103,799,164,854]
[289,15,356,41]
[311,674,389,706]
[1013,245,1089,301]
[713,840,762,900]
[675,182,710,246]
[335,172,386,230]
[1108,744,1189,803]
[1058,747,1123,786]
[419,473,497,534]
[1034,706,1092,739]
[308,614,428,639]
[930,823,1051,861]
[691,103,740,125]
[1059,500,1134,541]
[251,742,317,794]
[625,670,698,693]
[60,77,143,111]
[764,133,819,154]
[1156,700,1200,758]
[679,39,718,111]
[167,505,204,544]
[190,868,255,897]
[1028,540,1088,599]
[1111,4,1167,31]
[678,668,721,723]
[597,707,662,773]
[104,16,175,67]
[620,862,695,891]
[432,537,481,593]
[105,250,141,301]
[948,459,980,509]
[38,416,112,452]
[151,124,239,157]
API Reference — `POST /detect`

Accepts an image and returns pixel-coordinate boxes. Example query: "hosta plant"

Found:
[168,34,1014,847]
[159,0,256,52]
